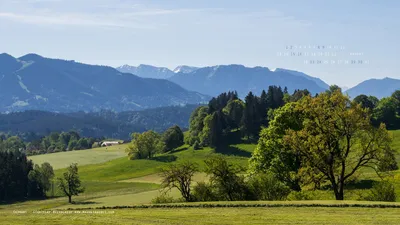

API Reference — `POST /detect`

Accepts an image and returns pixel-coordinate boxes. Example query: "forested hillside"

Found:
[0,104,201,140]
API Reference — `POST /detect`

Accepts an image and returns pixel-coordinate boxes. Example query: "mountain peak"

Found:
[19,53,44,62]
[116,64,174,79]
[173,65,199,74]
[0,53,16,59]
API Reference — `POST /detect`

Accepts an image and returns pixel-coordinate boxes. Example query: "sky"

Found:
[0,0,399,87]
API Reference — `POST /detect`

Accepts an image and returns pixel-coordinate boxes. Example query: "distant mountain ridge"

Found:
[0,53,209,112]
[117,63,330,97]
[273,68,330,90]
[168,64,328,97]
[116,64,175,79]
[346,77,400,99]
[116,64,199,78]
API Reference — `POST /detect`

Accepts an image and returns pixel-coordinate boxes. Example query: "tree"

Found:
[241,92,258,139]
[186,106,209,146]
[289,89,310,102]
[283,91,394,200]
[201,111,224,147]
[373,97,399,129]
[223,99,244,129]
[250,102,303,191]
[126,131,166,159]
[353,94,376,110]
[57,163,84,203]
[0,136,25,152]
[0,150,33,201]
[28,162,54,197]
[160,161,198,202]
[162,125,184,152]
[326,85,342,95]
[204,155,248,201]
[391,90,400,115]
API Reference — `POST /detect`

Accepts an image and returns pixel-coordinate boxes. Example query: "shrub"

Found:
[192,182,218,202]
[204,155,251,201]
[247,173,290,200]
[151,192,174,204]
[364,181,397,202]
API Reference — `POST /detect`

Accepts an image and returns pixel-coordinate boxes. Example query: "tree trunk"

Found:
[337,180,344,200]
[68,195,72,203]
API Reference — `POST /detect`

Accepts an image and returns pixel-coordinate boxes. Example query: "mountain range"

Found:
[1,52,398,114]
[0,53,208,112]
[168,65,328,97]
[117,64,330,97]
[118,63,400,99]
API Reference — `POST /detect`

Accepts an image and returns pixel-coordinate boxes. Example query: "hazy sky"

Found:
[1,0,399,87]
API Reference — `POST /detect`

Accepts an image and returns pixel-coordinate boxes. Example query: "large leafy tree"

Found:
[250,102,304,191]
[283,91,394,200]
[28,162,54,197]
[57,163,84,203]
[126,131,166,159]
[223,99,244,130]
[353,94,376,110]
[373,97,399,129]
[186,106,209,146]
[201,111,225,147]
[162,125,184,152]
[391,90,400,116]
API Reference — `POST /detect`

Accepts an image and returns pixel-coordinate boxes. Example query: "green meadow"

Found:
[1,130,398,224]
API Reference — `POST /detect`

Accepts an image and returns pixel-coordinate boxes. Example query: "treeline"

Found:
[0,131,103,156]
[354,90,400,129]
[186,86,400,150]
[126,125,184,160]
[186,86,309,147]
[0,150,54,202]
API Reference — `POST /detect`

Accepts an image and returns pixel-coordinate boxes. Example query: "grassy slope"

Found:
[28,144,127,170]
[4,143,255,211]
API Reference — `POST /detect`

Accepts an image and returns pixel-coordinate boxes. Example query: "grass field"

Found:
[28,144,127,169]
[2,131,400,224]
[2,205,400,225]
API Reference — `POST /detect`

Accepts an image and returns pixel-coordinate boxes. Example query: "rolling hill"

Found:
[0,53,208,112]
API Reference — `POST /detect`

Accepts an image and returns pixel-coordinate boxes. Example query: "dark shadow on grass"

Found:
[215,145,252,157]
[72,201,98,205]
[151,155,178,162]
[345,179,375,190]
[0,196,51,205]
[169,146,188,154]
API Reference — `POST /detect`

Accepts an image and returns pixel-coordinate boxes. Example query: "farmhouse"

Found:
[101,141,120,147]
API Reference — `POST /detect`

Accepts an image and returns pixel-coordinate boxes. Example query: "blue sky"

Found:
[0,0,399,87]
